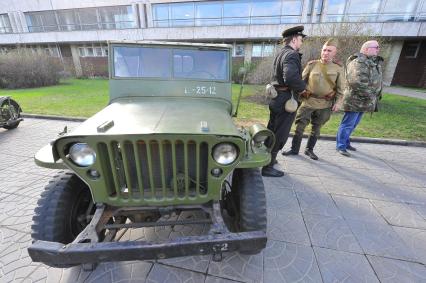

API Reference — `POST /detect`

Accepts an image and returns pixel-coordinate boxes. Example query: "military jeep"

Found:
[28,41,274,268]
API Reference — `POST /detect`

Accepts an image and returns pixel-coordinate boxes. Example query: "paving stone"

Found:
[263,240,322,283]
[208,251,263,283]
[332,195,386,224]
[304,214,363,253]
[0,227,40,282]
[0,154,30,169]
[371,200,426,229]
[146,263,205,282]
[410,204,426,220]
[314,247,379,283]
[296,190,341,217]
[267,210,310,246]
[158,255,210,273]
[205,275,243,282]
[367,255,426,283]
[0,170,42,192]
[0,194,37,233]
[265,187,300,214]
[345,219,417,261]
[392,226,426,265]
[262,174,294,190]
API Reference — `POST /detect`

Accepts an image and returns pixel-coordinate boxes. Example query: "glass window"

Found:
[252,44,262,57]
[326,0,346,15]
[346,0,380,14]
[263,44,275,56]
[251,0,281,17]
[282,0,303,15]
[0,14,12,33]
[382,0,417,14]
[26,11,58,32]
[153,4,169,20]
[95,47,103,56]
[79,47,85,57]
[235,44,245,56]
[99,6,135,29]
[405,42,420,58]
[173,49,228,80]
[223,0,250,25]
[195,2,221,26]
[114,47,172,78]
[86,47,94,57]
[57,10,79,31]
[170,3,194,26]
[77,8,99,30]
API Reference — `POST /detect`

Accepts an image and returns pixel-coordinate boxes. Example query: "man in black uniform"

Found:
[262,26,309,177]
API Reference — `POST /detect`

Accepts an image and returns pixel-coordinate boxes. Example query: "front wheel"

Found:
[1,99,21,130]
[222,168,267,254]
[31,172,95,268]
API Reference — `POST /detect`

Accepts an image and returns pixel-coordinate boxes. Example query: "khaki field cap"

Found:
[324,38,339,48]
[281,25,307,38]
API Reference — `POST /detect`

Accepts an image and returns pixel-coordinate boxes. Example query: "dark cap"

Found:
[281,25,307,38]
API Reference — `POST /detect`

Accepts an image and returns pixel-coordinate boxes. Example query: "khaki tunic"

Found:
[301,60,345,109]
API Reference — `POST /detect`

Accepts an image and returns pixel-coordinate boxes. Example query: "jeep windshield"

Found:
[113,46,229,81]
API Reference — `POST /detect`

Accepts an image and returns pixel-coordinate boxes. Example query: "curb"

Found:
[22,113,426,148]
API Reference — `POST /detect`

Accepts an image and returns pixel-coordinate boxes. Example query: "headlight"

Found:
[69,143,96,167]
[213,143,238,165]
[249,124,274,144]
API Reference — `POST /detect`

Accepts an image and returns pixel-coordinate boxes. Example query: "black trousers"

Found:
[265,91,297,155]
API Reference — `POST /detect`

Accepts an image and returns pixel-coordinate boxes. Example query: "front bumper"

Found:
[29,230,266,264]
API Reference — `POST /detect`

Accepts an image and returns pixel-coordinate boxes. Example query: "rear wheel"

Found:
[222,168,267,254]
[31,172,95,268]
[1,99,21,130]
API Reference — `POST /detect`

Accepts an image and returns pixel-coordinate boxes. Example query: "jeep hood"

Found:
[69,97,239,136]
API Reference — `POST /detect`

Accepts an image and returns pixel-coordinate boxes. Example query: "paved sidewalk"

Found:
[384,86,426,100]
[1,118,426,282]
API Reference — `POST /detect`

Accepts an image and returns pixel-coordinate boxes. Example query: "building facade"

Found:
[0,0,425,86]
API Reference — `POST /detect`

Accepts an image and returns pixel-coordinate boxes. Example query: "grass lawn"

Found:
[2,79,425,141]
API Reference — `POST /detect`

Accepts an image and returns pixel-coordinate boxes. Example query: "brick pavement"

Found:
[1,118,426,282]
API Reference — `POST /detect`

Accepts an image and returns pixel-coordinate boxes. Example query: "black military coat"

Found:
[273,45,306,94]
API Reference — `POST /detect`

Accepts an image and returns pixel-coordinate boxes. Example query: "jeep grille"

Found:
[97,139,209,201]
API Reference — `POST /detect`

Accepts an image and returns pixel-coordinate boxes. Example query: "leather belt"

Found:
[274,86,289,91]
[310,93,333,100]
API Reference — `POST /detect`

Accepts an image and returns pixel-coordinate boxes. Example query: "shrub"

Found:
[232,60,257,84]
[0,48,62,89]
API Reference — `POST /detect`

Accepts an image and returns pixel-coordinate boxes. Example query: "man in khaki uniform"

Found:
[283,39,344,160]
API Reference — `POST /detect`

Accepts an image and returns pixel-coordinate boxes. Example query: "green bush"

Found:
[0,48,62,89]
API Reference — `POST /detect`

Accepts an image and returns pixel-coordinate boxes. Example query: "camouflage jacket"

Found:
[342,53,383,112]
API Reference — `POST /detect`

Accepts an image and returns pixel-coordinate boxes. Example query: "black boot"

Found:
[304,136,318,160]
[282,134,302,156]
[262,153,284,177]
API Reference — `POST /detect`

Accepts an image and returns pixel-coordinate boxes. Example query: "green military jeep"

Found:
[29,41,274,268]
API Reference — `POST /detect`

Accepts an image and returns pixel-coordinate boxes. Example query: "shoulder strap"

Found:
[319,62,336,90]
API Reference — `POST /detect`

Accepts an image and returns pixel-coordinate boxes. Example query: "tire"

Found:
[1,99,21,130]
[31,171,95,268]
[224,168,267,254]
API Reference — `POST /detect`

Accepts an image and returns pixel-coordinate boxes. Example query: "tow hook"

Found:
[212,243,228,262]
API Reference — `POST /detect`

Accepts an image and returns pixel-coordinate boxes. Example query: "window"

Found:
[171,3,194,27]
[324,0,346,22]
[263,44,275,56]
[251,0,281,24]
[79,44,108,57]
[223,0,250,25]
[252,43,276,57]
[405,42,420,58]
[26,11,59,32]
[235,44,245,56]
[380,0,417,22]
[78,8,99,30]
[195,2,222,26]
[26,6,135,33]
[0,14,12,33]
[99,6,135,29]
[57,10,79,31]
[153,4,169,27]
[252,44,263,57]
